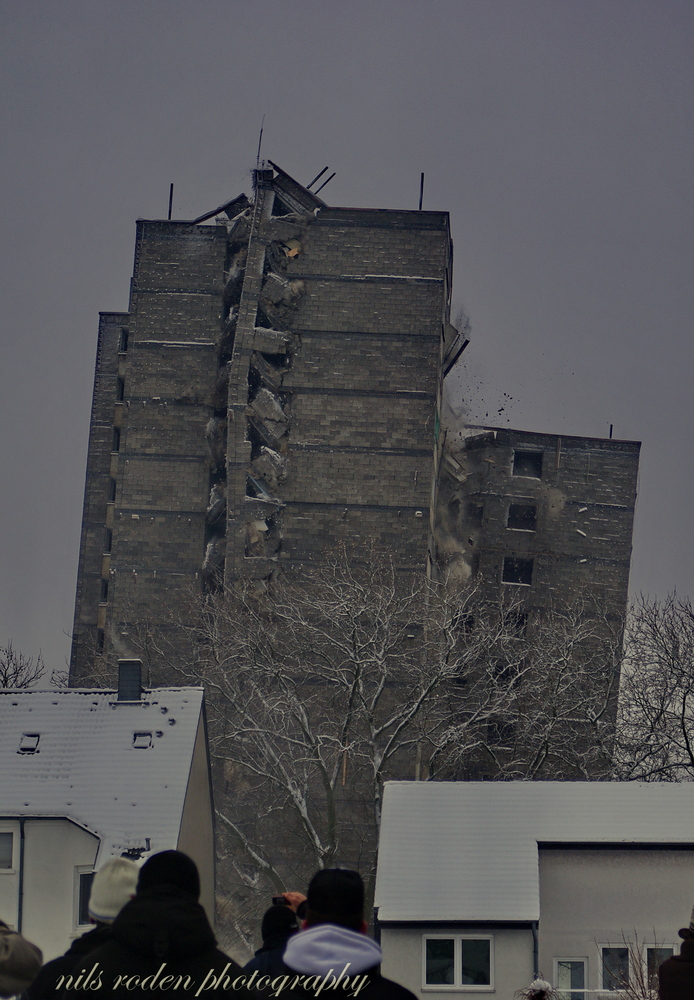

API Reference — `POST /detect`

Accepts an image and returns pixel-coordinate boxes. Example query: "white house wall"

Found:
[0,819,21,929]
[177,714,215,924]
[380,925,534,1000]
[22,819,99,962]
[538,848,694,993]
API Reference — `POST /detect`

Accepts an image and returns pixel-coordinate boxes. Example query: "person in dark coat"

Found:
[62,851,252,999]
[0,920,42,998]
[659,906,694,1000]
[255,868,418,1000]
[243,903,298,977]
[22,857,139,1000]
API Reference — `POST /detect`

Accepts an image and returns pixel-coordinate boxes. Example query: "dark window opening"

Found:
[467,502,484,524]
[647,949,673,992]
[108,479,117,502]
[96,629,105,652]
[502,557,534,586]
[118,329,129,353]
[78,872,95,925]
[116,378,125,402]
[104,529,112,553]
[513,450,543,478]
[602,948,629,991]
[0,833,12,869]
[447,497,461,519]
[100,579,109,603]
[112,427,121,452]
[271,196,292,217]
[507,503,537,531]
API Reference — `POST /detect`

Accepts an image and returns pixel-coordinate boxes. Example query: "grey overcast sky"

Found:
[1,1,692,670]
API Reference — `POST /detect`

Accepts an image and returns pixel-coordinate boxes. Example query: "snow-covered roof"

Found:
[0,687,206,868]
[375,781,694,923]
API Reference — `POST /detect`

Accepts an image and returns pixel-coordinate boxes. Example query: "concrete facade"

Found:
[434,425,640,618]
[70,165,453,681]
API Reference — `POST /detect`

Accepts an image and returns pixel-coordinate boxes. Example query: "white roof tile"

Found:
[375,781,694,922]
[0,687,205,867]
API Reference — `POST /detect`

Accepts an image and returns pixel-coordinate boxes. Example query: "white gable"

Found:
[375,781,694,922]
[0,687,205,867]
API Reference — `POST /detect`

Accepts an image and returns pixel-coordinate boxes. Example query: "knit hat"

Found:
[88,857,139,923]
[306,869,364,923]
[678,904,694,939]
[137,850,200,900]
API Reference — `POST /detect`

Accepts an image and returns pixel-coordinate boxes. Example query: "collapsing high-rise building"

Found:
[70,164,465,682]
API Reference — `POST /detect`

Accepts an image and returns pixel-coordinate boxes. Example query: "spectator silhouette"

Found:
[659,905,694,999]
[0,919,42,997]
[23,857,138,1000]
[243,903,298,977]
[69,850,251,998]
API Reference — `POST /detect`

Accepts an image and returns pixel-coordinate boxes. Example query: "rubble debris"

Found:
[192,193,249,225]
[206,483,226,525]
[258,274,304,328]
[205,416,227,468]
[250,351,286,392]
[253,327,291,354]
[201,536,226,587]
[246,389,289,450]
[210,364,230,409]
[223,247,248,311]
[250,446,287,491]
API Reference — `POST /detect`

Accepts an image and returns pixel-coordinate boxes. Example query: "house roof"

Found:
[0,687,205,868]
[375,781,694,923]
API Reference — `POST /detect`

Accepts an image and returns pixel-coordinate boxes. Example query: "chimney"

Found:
[117,659,142,701]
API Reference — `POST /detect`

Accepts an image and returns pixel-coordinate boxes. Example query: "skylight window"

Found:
[132,732,153,749]
[17,733,40,754]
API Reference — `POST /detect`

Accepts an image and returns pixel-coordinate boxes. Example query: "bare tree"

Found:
[0,642,45,688]
[437,595,623,781]
[615,594,694,781]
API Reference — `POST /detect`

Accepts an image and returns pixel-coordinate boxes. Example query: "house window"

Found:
[132,732,153,749]
[423,936,493,990]
[502,557,533,586]
[0,833,13,869]
[646,947,673,991]
[78,871,95,926]
[507,503,537,531]
[555,959,586,1000]
[425,938,455,985]
[513,450,543,478]
[602,947,629,991]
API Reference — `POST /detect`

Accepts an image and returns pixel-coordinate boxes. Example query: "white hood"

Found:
[283,924,382,975]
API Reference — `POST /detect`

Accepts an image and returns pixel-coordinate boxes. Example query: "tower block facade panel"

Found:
[70,166,453,681]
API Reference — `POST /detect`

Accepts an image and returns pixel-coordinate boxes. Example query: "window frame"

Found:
[0,826,16,874]
[645,943,675,992]
[553,957,587,1000]
[422,934,494,992]
[598,943,630,992]
[75,866,96,930]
